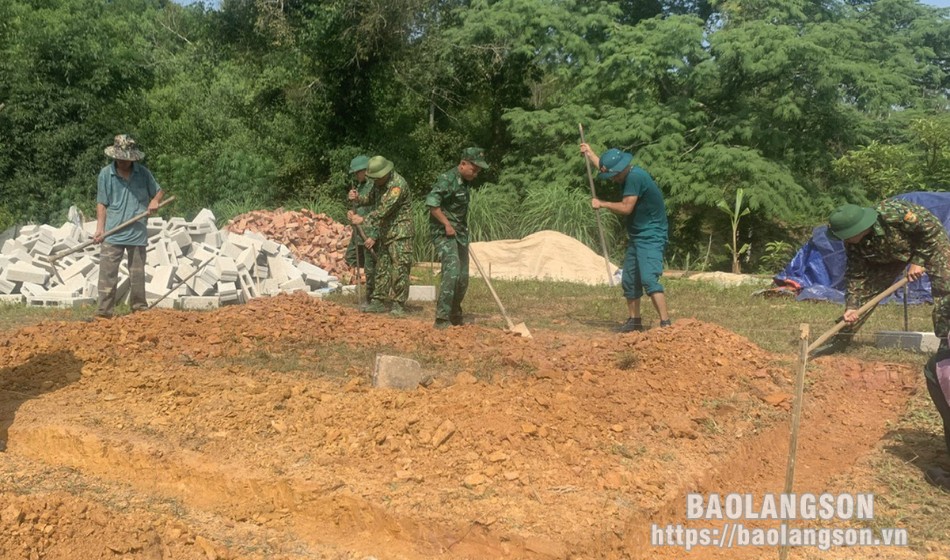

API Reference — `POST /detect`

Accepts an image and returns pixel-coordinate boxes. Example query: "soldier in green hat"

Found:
[348,155,414,315]
[344,155,378,306]
[825,199,950,488]
[426,147,489,329]
[824,200,950,348]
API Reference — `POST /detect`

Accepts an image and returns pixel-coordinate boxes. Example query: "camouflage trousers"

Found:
[345,233,377,302]
[434,236,469,323]
[371,236,413,306]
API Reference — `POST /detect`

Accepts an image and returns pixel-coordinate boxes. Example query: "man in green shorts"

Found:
[581,143,671,333]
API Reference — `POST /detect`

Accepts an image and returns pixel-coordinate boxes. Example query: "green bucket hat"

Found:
[597,148,633,180]
[828,204,878,240]
[365,156,394,179]
[104,134,144,161]
[349,155,369,173]
[461,147,490,169]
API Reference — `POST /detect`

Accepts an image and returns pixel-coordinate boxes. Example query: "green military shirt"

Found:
[845,199,950,308]
[425,167,470,245]
[365,172,413,242]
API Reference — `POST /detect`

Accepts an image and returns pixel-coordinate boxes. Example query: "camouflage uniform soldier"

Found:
[427,147,489,329]
[344,155,379,303]
[827,200,950,347]
[826,199,950,487]
[350,156,414,316]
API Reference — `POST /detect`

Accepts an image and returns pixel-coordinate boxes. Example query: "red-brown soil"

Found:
[0,294,930,559]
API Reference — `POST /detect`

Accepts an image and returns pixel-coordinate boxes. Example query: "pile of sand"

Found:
[469,230,619,285]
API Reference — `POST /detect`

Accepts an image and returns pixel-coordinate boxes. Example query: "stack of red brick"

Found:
[225,209,355,283]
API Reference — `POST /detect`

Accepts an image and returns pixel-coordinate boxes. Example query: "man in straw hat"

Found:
[426,147,489,329]
[581,142,671,333]
[348,155,413,316]
[93,134,164,318]
[824,198,950,489]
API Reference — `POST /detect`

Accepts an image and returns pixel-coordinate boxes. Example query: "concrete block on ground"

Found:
[5,262,50,285]
[147,217,165,237]
[168,229,192,252]
[1,239,27,255]
[151,265,177,290]
[187,276,215,296]
[261,239,281,256]
[259,278,280,295]
[179,296,220,310]
[47,274,85,296]
[373,355,426,390]
[0,294,25,305]
[26,296,94,309]
[279,277,308,293]
[216,256,239,283]
[60,256,96,281]
[267,256,290,282]
[237,268,259,302]
[193,208,217,226]
[0,276,18,295]
[236,248,256,271]
[875,330,941,353]
[408,285,436,302]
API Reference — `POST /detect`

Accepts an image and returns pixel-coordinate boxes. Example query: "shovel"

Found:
[49,196,177,264]
[44,196,176,285]
[469,246,532,338]
[807,276,910,355]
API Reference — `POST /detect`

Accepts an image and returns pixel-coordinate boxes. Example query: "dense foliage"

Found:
[1,0,948,270]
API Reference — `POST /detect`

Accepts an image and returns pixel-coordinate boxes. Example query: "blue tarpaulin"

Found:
[774,192,950,304]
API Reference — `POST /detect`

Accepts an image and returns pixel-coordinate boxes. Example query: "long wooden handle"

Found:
[51,196,177,262]
[807,276,910,354]
[579,124,615,287]
[469,246,516,331]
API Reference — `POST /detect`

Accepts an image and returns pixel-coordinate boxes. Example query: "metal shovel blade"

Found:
[509,322,532,339]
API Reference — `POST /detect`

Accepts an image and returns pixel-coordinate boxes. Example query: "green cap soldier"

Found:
[345,155,378,306]
[824,198,950,487]
[426,147,489,329]
[349,156,414,316]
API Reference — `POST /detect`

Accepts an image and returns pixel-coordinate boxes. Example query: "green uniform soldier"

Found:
[344,155,379,304]
[427,147,490,329]
[826,199,950,347]
[350,156,414,316]
[825,199,950,488]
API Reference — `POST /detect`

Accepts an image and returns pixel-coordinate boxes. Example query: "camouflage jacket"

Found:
[425,167,471,244]
[365,171,413,242]
[845,199,950,308]
[351,178,379,239]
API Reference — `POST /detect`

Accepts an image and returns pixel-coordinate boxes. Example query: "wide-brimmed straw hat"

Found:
[104,134,144,161]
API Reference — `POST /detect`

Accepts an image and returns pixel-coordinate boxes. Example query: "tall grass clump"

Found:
[519,183,624,259]
[469,183,521,242]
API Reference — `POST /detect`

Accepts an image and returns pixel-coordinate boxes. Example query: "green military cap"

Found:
[828,204,878,240]
[461,147,490,169]
[349,155,370,173]
[366,155,394,179]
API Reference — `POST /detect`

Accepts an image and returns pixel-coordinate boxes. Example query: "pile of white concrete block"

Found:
[0,209,340,310]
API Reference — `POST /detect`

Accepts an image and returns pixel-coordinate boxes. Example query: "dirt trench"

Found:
[0,294,920,559]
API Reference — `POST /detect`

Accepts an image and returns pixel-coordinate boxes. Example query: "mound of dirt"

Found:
[0,296,921,559]
[470,231,620,285]
[226,209,353,282]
